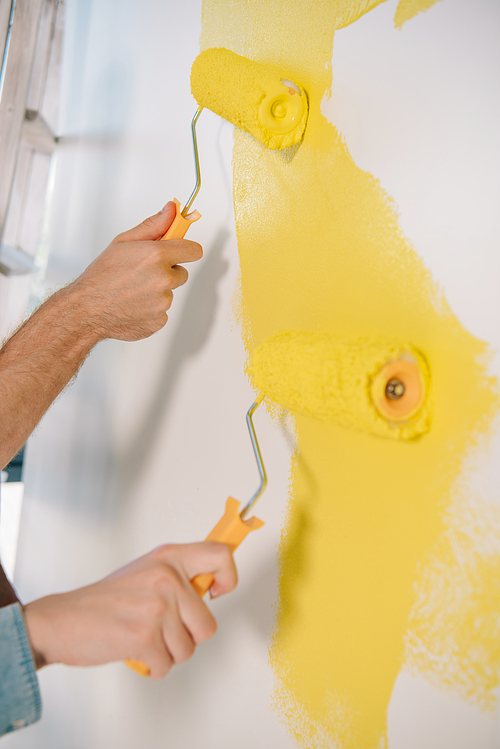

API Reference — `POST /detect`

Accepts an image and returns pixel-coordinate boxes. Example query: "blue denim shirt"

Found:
[0,603,42,736]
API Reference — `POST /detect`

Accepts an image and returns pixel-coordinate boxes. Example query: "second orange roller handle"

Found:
[191,497,264,596]
[125,497,263,677]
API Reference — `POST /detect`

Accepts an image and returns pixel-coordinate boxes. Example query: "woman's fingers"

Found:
[136,632,174,681]
[179,542,238,598]
[23,541,238,679]
[160,598,197,664]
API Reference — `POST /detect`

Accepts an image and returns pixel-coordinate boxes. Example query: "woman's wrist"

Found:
[23,600,51,670]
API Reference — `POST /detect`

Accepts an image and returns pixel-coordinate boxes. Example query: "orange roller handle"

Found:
[161,198,201,240]
[125,497,263,677]
[124,658,152,678]
[191,497,264,596]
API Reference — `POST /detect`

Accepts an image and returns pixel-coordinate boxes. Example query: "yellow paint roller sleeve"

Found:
[190,48,309,149]
[249,331,431,440]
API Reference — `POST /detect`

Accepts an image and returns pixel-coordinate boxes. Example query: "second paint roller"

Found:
[249,331,432,441]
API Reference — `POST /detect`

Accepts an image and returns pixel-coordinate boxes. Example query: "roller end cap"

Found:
[371,358,426,423]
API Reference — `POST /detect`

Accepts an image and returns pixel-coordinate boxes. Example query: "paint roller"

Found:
[159,47,309,241]
[249,331,432,441]
[190,48,309,150]
[127,333,430,675]
[125,52,309,676]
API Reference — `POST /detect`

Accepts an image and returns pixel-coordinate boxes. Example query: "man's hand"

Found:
[23,542,237,680]
[0,203,203,468]
[69,201,203,342]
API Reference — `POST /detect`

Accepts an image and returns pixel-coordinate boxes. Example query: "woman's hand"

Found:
[23,541,237,680]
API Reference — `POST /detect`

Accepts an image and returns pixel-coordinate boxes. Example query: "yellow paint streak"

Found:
[199,0,500,746]
[395,0,444,29]
[405,496,500,711]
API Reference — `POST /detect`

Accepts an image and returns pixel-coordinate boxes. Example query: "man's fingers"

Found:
[160,238,203,266]
[166,265,189,290]
[114,202,176,243]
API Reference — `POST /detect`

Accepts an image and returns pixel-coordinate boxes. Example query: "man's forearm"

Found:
[0,203,202,470]
[0,284,99,469]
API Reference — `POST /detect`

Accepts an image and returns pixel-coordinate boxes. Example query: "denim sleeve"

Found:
[0,603,42,736]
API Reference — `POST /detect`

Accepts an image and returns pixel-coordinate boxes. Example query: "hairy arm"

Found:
[0,285,98,469]
[0,202,202,469]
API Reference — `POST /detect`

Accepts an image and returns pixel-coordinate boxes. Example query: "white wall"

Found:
[3,0,500,747]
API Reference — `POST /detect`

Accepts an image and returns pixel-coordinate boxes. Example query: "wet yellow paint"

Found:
[405,495,500,711]
[395,0,444,29]
[199,1,500,746]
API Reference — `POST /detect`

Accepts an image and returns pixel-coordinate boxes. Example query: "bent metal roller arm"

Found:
[160,107,203,240]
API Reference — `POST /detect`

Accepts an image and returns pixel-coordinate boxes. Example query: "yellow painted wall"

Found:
[200,1,500,747]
